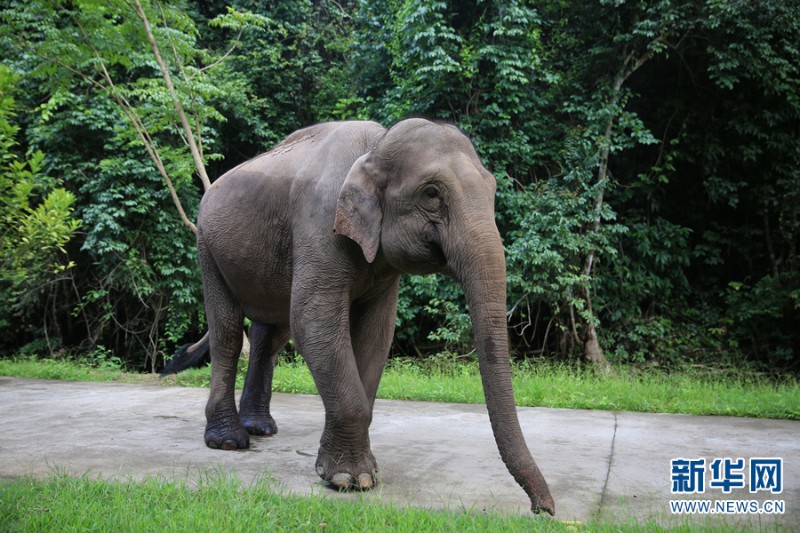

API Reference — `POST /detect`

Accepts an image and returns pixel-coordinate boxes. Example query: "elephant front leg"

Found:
[313,393,378,491]
[239,322,291,436]
[291,292,378,490]
[351,277,400,411]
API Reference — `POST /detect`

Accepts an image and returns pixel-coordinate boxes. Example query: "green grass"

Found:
[0,471,554,532]
[379,358,800,420]
[1,355,798,420]
[171,355,800,420]
[0,355,133,383]
[0,470,728,533]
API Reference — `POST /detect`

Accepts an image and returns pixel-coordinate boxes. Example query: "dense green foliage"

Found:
[0,64,80,352]
[0,0,797,371]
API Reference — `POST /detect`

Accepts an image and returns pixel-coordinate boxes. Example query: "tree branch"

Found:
[70,13,197,233]
[128,0,212,191]
[158,1,206,162]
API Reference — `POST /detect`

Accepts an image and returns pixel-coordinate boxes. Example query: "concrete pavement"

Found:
[0,377,797,529]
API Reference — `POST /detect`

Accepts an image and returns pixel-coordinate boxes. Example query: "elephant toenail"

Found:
[331,473,352,489]
[357,473,373,490]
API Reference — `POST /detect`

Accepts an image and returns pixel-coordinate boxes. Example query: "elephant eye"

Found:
[420,183,444,214]
[423,185,440,199]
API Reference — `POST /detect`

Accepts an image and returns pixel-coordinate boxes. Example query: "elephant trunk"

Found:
[449,225,555,516]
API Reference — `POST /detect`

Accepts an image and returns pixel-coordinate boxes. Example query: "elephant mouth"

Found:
[397,238,447,276]
[426,239,447,268]
[424,220,448,265]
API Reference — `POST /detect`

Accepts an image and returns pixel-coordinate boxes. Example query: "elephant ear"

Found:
[334,152,382,263]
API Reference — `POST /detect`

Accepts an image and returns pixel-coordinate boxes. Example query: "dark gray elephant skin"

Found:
[193,119,555,515]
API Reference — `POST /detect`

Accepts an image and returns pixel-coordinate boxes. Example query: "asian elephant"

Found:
[190,118,555,515]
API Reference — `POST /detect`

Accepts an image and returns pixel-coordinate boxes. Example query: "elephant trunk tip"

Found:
[531,492,556,516]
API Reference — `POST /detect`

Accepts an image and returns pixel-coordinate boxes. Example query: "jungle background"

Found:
[0,0,797,373]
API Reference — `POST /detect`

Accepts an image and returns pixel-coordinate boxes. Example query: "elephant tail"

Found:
[160,331,210,376]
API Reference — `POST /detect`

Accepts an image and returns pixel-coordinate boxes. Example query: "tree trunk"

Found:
[579,93,615,367]
[583,321,606,365]
[578,44,657,366]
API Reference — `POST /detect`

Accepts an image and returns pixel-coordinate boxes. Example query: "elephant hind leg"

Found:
[200,241,249,450]
[240,322,291,436]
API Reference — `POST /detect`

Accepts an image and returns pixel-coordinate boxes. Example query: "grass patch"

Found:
[0,471,566,533]
[515,364,799,419]
[0,471,730,533]
[382,358,799,419]
[2,355,798,420]
[0,356,146,383]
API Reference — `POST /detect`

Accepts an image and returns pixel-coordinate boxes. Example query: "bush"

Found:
[0,65,80,353]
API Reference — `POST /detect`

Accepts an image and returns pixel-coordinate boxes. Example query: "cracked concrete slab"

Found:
[0,377,797,529]
[601,411,800,528]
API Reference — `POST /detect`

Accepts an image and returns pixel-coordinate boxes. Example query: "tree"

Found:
[0,65,80,352]
[628,0,800,366]
[541,0,698,365]
[1,0,264,365]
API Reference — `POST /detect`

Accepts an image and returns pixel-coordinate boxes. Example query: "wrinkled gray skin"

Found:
[196,119,555,515]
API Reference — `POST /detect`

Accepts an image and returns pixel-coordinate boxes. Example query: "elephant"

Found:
[187,118,555,515]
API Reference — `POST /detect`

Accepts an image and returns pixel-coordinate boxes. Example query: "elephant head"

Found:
[334,118,555,515]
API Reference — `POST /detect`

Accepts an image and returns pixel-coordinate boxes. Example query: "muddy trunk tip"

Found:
[532,492,556,516]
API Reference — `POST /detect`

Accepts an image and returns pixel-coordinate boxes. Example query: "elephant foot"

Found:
[315,447,378,491]
[205,421,250,450]
[241,413,278,436]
